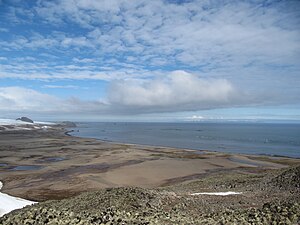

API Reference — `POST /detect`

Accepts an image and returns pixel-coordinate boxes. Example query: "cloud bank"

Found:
[0,0,299,83]
[109,71,239,113]
[0,71,249,115]
[0,69,297,118]
[0,86,107,114]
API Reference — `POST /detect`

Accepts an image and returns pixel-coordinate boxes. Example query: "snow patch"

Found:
[191,191,242,196]
[0,181,36,217]
[34,121,56,125]
[0,118,55,131]
[0,119,55,126]
[0,119,32,125]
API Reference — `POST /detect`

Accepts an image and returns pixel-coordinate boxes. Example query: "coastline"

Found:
[71,122,300,158]
[0,127,298,202]
[70,128,300,160]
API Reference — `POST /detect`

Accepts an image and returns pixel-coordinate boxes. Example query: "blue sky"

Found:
[0,0,299,121]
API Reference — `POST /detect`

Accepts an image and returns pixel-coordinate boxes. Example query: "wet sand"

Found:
[0,128,299,201]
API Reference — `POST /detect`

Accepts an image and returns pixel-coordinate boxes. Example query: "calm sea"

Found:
[72,122,300,158]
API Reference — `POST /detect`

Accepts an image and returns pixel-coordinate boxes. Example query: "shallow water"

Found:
[229,157,267,167]
[10,165,43,171]
[36,157,66,163]
[73,122,300,158]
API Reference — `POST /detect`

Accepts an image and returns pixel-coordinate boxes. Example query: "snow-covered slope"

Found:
[0,119,55,131]
[0,119,55,125]
[0,182,36,217]
[0,119,33,125]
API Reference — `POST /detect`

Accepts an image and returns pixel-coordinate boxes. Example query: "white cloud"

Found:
[0,28,9,32]
[0,71,244,115]
[3,0,297,69]
[72,57,96,63]
[1,1,299,79]
[108,70,242,113]
[0,87,62,112]
[0,69,298,117]
[43,85,80,89]
[0,86,106,113]
[186,115,205,121]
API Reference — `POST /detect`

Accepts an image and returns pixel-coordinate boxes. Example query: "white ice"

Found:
[191,191,242,196]
[0,181,36,217]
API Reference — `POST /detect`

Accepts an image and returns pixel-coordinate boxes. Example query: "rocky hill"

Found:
[16,117,34,123]
[1,166,299,224]
[270,166,300,190]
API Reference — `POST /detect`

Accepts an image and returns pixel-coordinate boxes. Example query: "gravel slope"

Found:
[1,166,299,225]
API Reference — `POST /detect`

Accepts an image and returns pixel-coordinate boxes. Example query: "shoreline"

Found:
[70,129,300,160]
[69,131,299,170]
[0,127,299,202]
[69,123,300,159]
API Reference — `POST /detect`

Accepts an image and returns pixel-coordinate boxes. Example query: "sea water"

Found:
[73,122,300,158]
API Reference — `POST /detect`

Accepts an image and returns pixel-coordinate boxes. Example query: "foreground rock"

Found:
[1,166,299,224]
[270,165,300,190]
[0,188,299,225]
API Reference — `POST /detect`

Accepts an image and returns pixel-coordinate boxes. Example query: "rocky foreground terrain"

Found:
[1,166,299,225]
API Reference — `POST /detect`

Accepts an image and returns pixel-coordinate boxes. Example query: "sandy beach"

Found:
[0,126,298,202]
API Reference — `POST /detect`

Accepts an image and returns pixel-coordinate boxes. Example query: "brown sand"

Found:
[0,128,298,201]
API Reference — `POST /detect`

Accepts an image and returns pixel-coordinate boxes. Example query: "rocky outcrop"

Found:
[1,167,300,224]
[16,117,34,123]
[270,166,300,190]
[1,186,300,225]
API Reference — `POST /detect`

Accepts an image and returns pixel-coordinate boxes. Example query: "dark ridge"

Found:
[16,117,34,123]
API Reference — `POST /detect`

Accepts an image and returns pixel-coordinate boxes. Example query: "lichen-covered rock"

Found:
[270,166,300,190]
[1,187,299,225]
[1,167,300,224]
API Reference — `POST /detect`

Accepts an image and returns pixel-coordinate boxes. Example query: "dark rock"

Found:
[269,166,300,190]
[16,117,34,123]
[1,168,300,225]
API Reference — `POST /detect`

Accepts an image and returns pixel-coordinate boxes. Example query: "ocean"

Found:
[72,122,300,158]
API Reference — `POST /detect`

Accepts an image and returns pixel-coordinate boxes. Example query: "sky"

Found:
[0,0,299,122]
